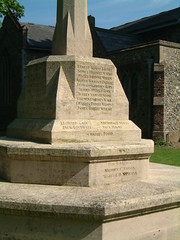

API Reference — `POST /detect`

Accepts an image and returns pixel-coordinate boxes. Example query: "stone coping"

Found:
[27,55,113,66]
[0,163,179,220]
[0,137,153,159]
[109,40,180,55]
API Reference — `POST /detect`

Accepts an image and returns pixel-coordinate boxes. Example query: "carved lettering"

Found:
[103,162,138,179]
[58,120,130,132]
[76,63,114,112]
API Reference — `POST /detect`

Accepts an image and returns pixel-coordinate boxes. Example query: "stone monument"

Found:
[0,1,180,239]
[52,0,92,56]
[1,0,154,187]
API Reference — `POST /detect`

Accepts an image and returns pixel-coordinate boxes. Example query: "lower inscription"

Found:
[59,120,130,131]
[103,161,137,179]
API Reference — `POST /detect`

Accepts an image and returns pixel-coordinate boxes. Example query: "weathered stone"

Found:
[52,0,92,56]
[0,1,179,239]
[110,40,180,142]
[7,56,138,144]
[4,0,154,186]
[160,45,180,142]
[0,137,153,187]
[0,163,180,239]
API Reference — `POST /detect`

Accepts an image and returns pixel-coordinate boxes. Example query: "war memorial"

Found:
[0,0,180,239]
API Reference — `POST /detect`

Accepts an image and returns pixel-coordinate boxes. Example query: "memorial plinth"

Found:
[1,0,153,186]
[7,56,138,144]
[0,0,153,187]
[0,164,180,240]
[3,54,153,186]
[0,137,152,187]
[0,1,180,239]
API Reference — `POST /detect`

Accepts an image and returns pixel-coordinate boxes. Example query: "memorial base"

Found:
[0,163,180,240]
[7,56,132,144]
[0,137,153,187]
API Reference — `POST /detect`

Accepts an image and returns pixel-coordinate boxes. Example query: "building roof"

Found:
[20,22,54,50]
[19,7,180,52]
[19,22,141,52]
[95,27,141,52]
[111,7,180,34]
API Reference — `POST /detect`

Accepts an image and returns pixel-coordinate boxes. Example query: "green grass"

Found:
[150,146,180,167]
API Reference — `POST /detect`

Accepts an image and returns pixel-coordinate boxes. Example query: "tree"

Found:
[0,0,24,25]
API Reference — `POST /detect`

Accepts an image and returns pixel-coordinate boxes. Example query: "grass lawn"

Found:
[150,146,180,167]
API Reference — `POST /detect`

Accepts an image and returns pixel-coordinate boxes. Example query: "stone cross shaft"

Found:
[52,0,92,57]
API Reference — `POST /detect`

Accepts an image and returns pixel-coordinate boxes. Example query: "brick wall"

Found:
[106,41,180,142]
[153,64,165,140]
[159,43,180,141]
[108,43,160,138]
[109,43,160,65]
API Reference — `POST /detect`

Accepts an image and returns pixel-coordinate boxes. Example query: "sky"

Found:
[11,0,180,29]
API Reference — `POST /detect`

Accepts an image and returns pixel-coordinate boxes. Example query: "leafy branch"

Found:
[0,0,24,25]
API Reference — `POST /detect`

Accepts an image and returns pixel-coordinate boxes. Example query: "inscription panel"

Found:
[60,120,91,130]
[59,120,131,131]
[103,161,137,180]
[55,120,140,141]
[90,158,148,186]
[75,63,114,112]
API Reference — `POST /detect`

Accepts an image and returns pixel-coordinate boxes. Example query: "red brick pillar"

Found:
[152,64,165,140]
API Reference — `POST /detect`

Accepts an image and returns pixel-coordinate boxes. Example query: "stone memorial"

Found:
[52,0,92,56]
[1,0,153,187]
[0,1,179,239]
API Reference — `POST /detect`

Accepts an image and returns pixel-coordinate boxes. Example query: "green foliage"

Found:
[0,0,24,25]
[150,146,180,167]
[154,138,170,146]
